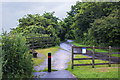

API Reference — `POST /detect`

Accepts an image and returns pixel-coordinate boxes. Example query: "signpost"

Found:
[82,48,86,54]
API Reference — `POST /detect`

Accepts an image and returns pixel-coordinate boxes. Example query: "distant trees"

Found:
[61,2,120,47]
[10,2,120,47]
[10,12,61,46]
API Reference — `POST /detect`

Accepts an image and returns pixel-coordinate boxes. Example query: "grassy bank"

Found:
[66,41,120,78]
[66,54,119,78]
[71,42,120,57]
[32,46,60,66]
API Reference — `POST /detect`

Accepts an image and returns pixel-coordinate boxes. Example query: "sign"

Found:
[82,48,86,54]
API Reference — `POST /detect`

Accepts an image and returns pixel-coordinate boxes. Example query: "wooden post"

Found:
[109,46,111,67]
[92,46,95,68]
[48,53,51,72]
[71,46,74,69]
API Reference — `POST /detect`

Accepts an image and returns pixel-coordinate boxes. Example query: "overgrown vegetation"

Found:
[0,57,2,80]
[2,32,33,78]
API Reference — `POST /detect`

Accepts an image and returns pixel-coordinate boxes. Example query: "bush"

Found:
[2,32,33,78]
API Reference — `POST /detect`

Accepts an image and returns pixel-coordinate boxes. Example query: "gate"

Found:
[71,46,119,69]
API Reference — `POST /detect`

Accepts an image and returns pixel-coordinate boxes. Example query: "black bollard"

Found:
[48,53,51,72]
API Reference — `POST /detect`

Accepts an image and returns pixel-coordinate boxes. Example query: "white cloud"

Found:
[1,2,78,33]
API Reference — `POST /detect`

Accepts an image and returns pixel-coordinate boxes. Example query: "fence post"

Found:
[71,46,74,69]
[109,46,111,67]
[92,46,95,68]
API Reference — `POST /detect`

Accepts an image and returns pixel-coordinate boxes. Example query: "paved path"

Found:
[33,70,76,78]
[33,40,77,79]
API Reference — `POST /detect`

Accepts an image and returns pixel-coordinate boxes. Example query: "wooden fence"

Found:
[71,46,120,69]
[26,37,55,49]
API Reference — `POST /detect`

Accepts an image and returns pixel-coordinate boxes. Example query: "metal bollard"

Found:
[48,53,51,72]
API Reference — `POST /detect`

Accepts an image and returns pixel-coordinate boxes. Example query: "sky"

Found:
[0,0,82,34]
[0,0,119,34]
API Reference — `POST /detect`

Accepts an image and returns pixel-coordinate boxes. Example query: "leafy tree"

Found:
[87,9,120,47]
[10,12,61,47]
[61,1,120,47]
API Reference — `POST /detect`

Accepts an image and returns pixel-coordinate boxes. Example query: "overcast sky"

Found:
[0,0,82,34]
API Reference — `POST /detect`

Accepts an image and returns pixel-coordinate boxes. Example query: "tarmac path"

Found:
[32,40,77,79]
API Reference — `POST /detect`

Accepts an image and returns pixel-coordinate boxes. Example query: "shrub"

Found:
[2,32,33,78]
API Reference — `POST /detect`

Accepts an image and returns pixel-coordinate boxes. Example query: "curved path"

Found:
[33,40,77,78]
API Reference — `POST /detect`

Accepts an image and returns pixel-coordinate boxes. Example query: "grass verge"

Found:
[66,54,119,78]
[32,57,44,66]
[35,46,60,57]
[32,46,60,69]
[39,68,58,72]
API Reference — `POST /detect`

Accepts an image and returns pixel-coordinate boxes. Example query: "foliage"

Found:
[2,32,33,78]
[10,12,61,48]
[0,56,2,80]
[86,9,120,47]
[61,2,120,47]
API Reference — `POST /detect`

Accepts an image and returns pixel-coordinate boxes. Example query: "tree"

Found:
[10,12,61,47]
[87,9,120,47]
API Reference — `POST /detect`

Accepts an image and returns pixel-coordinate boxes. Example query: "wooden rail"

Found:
[71,46,119,69]
[26,37,55,49]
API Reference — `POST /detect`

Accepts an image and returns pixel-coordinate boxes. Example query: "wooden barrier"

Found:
[71,46,120,69]
[26,37,55,49]
[26,37,55,58]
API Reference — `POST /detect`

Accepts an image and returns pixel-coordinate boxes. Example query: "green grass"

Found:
[35,46,59,57]
[71,42,120,57]
[32,57,44,66]
[39,68,58,72]
[33,68,58,72]
[69,42,119,78]
[71,42,88,47]
[71,42,107,52]
[110,54,120,57]
[66,54,119,78]
[32,46,60,66]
